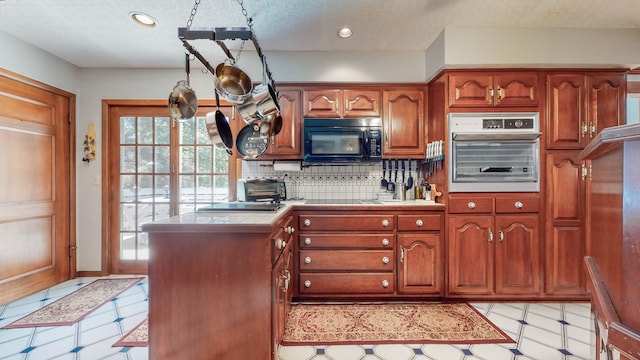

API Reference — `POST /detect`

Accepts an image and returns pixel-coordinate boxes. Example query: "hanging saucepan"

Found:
[236,122,270,159]
[236,94,262,124]
[205,92,233,156]
[214,62,253,104]
[168,54,198,122]
[259,111,283,137]
[253,61,280,120]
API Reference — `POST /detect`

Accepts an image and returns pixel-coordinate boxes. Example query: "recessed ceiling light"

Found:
[338,27,353,38]
[130,11,157,28]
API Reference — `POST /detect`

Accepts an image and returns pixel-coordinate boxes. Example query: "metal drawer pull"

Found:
[281,270,291,292]
[400,247,404,263]
[499,229,504,242]
[381,238,389,246]
[284,226,295,234]
[275,239,287,250]
[303,219,311,226]
[381,280,389,288]
[304,256,312,264]
[488,228,493,243]
[468,202,476,209]
[382,256,389,264]
[304,280,311,288]
[304,237,312,245]
[514,201,523,209]
[381,219,389,227]
[416,219,423,227]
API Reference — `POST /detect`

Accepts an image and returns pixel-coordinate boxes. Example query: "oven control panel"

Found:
[483,118,534,130]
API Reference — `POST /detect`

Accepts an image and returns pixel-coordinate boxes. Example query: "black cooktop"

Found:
[197,202,283,212]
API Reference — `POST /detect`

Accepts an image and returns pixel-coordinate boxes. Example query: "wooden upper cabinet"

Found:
[303,89,381,118]
[382,88,425,158]
[448,72,539,108]
[587,74,626,139]
[264,88,302,158]
[546,74,587,149]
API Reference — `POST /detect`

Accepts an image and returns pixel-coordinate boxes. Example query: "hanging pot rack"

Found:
[178,27,278,98]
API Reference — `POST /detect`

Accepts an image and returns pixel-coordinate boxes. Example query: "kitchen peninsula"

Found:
[142,201,444,360]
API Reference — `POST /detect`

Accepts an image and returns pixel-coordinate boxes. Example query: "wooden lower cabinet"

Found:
[448,214,540,297]
[295,209,443,299]
[545,151,588,297]
[447,194,541,298]
[396,213,444,295]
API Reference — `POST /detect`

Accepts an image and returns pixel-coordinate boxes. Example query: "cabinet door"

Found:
[448,73,494,107]
[588,74,626,139]
[494,72,539,107]
[382,89,425,157]
[494,215,541,295]
[545,151,587,295]
[546,74,587,149]
[303,89,340,117]
[343,89,381,117]
[397,233,442,295]
[265,89,301,158]
[447,216,494,295]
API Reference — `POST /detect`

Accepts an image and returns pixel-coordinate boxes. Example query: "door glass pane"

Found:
[115,107,232,267]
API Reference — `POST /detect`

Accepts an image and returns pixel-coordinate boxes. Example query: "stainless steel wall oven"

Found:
[448,112,541,192]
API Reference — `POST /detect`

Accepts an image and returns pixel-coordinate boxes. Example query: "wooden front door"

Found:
[0,70,74,305]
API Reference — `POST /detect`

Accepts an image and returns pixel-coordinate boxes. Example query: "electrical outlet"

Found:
[93,174,100,185]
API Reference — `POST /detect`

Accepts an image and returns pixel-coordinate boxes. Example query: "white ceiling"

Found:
[1,0,639,69]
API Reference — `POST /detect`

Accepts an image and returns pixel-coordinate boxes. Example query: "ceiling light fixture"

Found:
[338,27,353,38]
[130,11,157,28]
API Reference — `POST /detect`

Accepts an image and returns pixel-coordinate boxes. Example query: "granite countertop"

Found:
[141,200,444,232]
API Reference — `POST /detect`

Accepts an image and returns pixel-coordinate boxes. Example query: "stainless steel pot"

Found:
[214,63,253,104]
[168,54,198,122]
[168,80,197,122]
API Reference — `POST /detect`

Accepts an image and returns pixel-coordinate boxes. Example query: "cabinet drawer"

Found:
[397,214,442,231]
[495,195,539,213]
[299,273,394,294]
[298,214,394,231]
[448,197,493,213]
[299,233,393,249]
[299,250,394,271]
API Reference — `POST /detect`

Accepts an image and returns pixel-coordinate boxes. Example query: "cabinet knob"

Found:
[468,202,476,209]
[304,256,312,264]
[284,226,295,234]
[415,219,423,227]
[381,219,389,227]
[381,238,389,246]
[275,239,287,250]
[382,256,389,264]
[381,280,389,288]
[304,237,312,245]
[514,201,524,209]
[303,219,311,226]
[304,280,311,288]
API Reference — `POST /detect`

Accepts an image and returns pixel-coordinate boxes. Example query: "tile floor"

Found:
[0,277,594,360]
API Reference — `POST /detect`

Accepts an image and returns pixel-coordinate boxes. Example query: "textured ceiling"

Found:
[0,0,639,68]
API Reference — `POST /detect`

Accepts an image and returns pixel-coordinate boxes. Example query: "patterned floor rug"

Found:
[2,277,144,328]
[113,318,148,347]
[281,302,515,345]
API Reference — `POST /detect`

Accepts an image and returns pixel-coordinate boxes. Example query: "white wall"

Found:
[3,27,640,271]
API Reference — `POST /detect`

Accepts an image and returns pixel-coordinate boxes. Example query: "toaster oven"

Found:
[237,178,287,202]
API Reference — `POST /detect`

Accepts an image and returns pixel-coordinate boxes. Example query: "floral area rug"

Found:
[2,277,144,328]
[281,302,514,345]
[113,318,148,347]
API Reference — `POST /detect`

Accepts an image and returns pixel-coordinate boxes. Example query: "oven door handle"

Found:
[479,167,513,173]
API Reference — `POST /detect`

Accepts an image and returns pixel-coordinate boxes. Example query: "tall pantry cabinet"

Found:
[544,72,626,297]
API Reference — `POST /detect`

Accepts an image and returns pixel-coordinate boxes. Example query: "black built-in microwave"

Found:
[303,118,382,163]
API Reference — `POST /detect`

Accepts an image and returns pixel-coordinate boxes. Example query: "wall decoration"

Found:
[82,122,96,162]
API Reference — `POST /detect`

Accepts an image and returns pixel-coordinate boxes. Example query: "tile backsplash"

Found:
[242,161,413,201]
